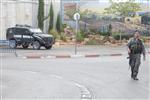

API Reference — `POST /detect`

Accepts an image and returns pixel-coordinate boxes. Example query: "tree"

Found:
[104,0,141,17]
[48,0,54,32]
[38,0,44,30]
[108,24,112,36]
[56,13,61,33]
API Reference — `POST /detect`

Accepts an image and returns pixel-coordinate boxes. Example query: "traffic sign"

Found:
[73,13,80,21]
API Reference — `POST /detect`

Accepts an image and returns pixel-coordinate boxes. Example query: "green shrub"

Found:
[89,29,97,34]
[112,32,133,40]
[98,32,109,36]
[49,29,60,39]
[80,29,88,38]
[76,32,84,42]
[141,36,148,43]
[112,32,120,36]
[113,35,132,40]
[60,33,67,42]
[85,39,99,45]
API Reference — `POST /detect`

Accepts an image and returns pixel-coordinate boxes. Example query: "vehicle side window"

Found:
[7,28,15,34]
[15,28,23,35]
[25,29,30,35]
[8,29,13,34]
[20,29,30,35]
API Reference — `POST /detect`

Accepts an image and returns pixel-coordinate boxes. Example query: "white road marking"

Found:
[50,75,63,80]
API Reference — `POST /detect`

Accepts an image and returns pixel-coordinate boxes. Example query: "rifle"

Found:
[127,53,132,70]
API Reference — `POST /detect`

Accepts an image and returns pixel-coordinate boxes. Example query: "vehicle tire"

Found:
[22,43,29,49]
[32,41,41,50]
[9,39,17,49]
[45,45,52,49]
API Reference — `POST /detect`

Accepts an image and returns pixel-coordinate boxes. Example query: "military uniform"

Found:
[127,38,145,80]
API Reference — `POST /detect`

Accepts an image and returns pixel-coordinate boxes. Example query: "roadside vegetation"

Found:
[37,0,150,45]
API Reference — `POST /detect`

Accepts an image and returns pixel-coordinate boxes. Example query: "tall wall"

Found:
[0,0,60,40]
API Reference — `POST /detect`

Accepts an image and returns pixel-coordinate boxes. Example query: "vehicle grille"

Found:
[44,37,53,43]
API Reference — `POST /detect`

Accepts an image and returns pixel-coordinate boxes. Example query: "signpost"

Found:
[73,13,80,55]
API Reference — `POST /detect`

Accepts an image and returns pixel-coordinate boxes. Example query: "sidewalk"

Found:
[2,69,81,99]
[3,45,150,59]
[16,49,150,59]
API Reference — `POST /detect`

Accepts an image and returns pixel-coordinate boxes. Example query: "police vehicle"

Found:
[6,25,54,50]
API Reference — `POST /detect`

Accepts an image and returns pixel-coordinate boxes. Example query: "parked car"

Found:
[6,24,54,50]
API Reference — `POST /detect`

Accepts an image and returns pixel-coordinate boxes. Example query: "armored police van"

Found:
[6,25,54,50]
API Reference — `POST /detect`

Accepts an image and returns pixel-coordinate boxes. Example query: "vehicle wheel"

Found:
[45,45,52,49]
[32,41,41,50]
[9,39,17,49]
[22,43,29,49]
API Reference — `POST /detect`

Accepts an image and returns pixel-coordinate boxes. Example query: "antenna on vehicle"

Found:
[15,24,31,27]
[24,25,31,27]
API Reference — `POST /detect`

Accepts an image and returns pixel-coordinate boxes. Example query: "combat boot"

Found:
[133,77,139,80]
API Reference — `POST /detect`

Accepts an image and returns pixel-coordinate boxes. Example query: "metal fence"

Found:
[0,40,17,57]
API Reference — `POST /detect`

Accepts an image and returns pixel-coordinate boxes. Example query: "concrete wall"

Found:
[0,0,60,40]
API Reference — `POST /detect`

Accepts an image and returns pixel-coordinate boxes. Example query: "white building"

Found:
[0,0,60,39]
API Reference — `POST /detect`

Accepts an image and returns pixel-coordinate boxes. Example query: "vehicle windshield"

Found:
[29,28,43,34]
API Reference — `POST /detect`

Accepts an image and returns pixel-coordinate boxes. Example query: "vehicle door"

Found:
[14,28,23,43]
[21,28,33,43]
[6,28,15,40]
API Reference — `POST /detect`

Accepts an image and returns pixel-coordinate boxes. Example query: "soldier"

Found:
[127,31,146,80]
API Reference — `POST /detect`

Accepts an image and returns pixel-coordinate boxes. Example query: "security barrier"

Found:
[0,40,17,57]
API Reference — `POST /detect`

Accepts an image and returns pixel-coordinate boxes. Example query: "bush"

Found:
[89,29,97,34]
[112,32,133,40]
[61,24,67,32]
[49,29,60,40]
[113,34,133,40]
[98,32,109,36]
[141,36,149,43]
[76,32,84,42]
[80,29,88,38]
[60,33,67,42]
[85,39,99,45]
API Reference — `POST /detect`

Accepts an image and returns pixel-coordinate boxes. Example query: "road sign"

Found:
[73,13,80,21]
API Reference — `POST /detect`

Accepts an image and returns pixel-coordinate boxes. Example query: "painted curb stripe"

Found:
[110,54,122,56]
[55,55,71,58]
[85,55,100,58]
[26,56,42,59]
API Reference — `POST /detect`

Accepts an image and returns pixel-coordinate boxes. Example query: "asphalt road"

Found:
[1,54,149,100]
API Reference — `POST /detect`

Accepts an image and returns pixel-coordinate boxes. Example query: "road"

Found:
[1,52,149,100]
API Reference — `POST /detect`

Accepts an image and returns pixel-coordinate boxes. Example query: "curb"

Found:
[85,54,100,58]
[55,55,71,58]
[26,55,43,59]
[17,52,150,59]
[18,53,124,59]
